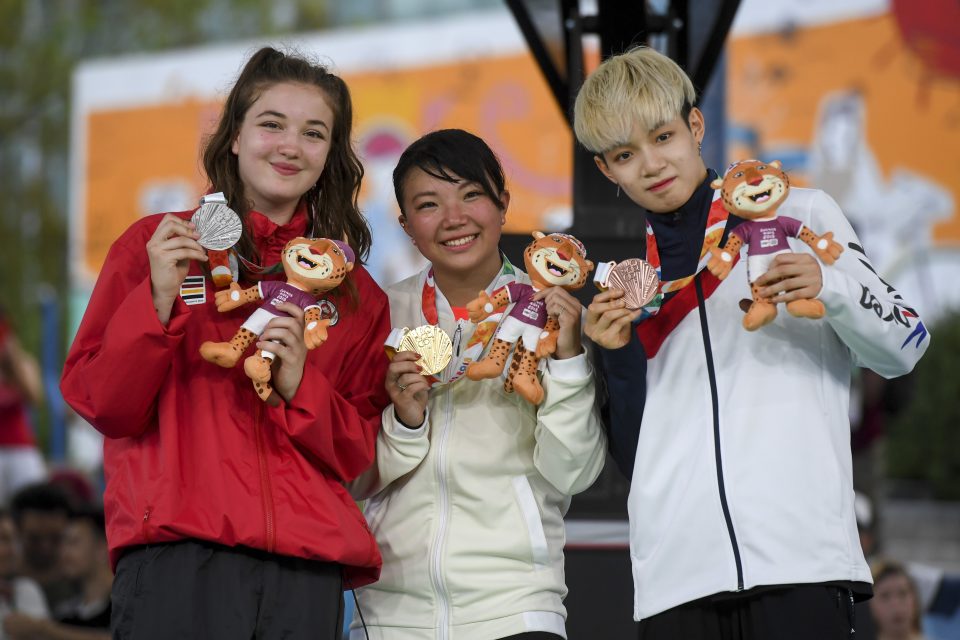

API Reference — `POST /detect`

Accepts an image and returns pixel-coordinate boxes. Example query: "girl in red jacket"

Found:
[60,47,390,639]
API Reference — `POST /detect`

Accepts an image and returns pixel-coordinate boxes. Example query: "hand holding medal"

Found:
[384,325,454,376]
[586,258,660,351]
[384,325,453,427]
[191,192,243,251]
[593,258,660,310]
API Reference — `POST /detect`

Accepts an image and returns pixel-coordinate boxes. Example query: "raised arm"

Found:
[60,218,200,439]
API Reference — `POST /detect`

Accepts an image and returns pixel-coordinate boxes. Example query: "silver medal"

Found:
[191,201,242,251]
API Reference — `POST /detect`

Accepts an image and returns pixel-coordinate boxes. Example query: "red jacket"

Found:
[61,206,390,587]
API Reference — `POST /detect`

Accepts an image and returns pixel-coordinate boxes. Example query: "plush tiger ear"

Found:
[710,178,724,190]
[532,231,545,240]
[770,160,782,169]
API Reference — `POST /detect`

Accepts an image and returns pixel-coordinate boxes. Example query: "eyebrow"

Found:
[649,119,671,133]
[410,181,481,200]
[255,110,330,131]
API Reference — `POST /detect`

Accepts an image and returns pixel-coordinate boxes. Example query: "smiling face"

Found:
[595,108,706,214]
[399,166,506,284]
[231,82,334,223]
[524,232,593,290]
[281,237,354,295]
[714,160,789,219]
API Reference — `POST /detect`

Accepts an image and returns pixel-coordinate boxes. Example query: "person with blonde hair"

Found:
[575,46,929,639]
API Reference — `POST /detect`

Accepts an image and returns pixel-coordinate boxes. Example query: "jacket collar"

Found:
[645,169,719,281]
[246,200,309,266]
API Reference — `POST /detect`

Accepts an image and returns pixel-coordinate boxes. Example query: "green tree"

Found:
[886,313,960,499]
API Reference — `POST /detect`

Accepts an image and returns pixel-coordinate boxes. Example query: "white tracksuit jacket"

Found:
[600,186,930,621]
[350,265,607,640]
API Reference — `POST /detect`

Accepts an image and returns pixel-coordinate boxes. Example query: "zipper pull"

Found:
[453,322,463,357]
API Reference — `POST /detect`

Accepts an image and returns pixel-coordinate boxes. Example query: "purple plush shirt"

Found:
[259,281,318,317]
[731,216,803,257]
[505,282,547,327]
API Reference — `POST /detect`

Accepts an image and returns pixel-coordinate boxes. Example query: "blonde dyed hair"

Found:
[574,46,697,153]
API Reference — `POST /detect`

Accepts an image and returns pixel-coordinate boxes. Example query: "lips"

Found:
[272,162,301,176]
[441,234,478,248]
[648,177,675,192]
[749,190,771,203]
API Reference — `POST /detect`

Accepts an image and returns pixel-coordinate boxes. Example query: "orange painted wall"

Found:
[81,52,571,276]
[727,13,960,242]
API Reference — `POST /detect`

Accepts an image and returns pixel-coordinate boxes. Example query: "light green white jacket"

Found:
[349,265,606,640]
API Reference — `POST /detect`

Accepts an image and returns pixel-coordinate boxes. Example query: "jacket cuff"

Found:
[545,350,590,380]
[817,262,852,316]
[384,405,429,438]
[597,331,646,368]
[116,276,192,339]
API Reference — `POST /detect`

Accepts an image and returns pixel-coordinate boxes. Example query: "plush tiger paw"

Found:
[786,298,825,319]
[200,341,242,368]
[244,354,272,383]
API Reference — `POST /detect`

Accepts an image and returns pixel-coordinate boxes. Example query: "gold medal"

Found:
[594,258,660,310]
[384,325,453,376]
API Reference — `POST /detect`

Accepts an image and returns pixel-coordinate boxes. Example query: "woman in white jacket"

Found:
[349,129,606,640]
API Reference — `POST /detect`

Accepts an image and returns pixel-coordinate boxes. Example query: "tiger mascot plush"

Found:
[199,237,354,405]
[465,231,593,405]
[706,159,844,331]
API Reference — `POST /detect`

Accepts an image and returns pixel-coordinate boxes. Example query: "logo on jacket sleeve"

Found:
[180,275,206,305]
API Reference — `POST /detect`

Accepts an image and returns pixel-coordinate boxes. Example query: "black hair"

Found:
[392,129,506,214]
[10,482,73,527]
[680,101,693,129]
[69,505,106,540]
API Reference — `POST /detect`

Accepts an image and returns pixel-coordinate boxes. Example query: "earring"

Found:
[698,142,702,156]
[616,184,621,198]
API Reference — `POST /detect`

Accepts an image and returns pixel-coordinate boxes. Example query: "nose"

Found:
[747,176,762,186]
[442,201,468,227]
[277,130,301,157]
[638,147,667,177]
[557,250,570,261]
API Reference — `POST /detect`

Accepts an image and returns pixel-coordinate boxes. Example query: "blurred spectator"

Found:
[871,561,927,640]
[54,507,110,629]
[0,307,47,505]
[47,471,97,509]
[857,495,960,639]
[9,484,76,611]
[2,507,110,640]
[0,508,50,638]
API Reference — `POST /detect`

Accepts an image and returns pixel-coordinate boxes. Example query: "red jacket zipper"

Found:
[142,507,152,544]
[254,400,276,553]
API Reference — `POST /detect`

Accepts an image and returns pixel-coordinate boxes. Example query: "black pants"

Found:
[637,585,857,640]
[111,539,343,640]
